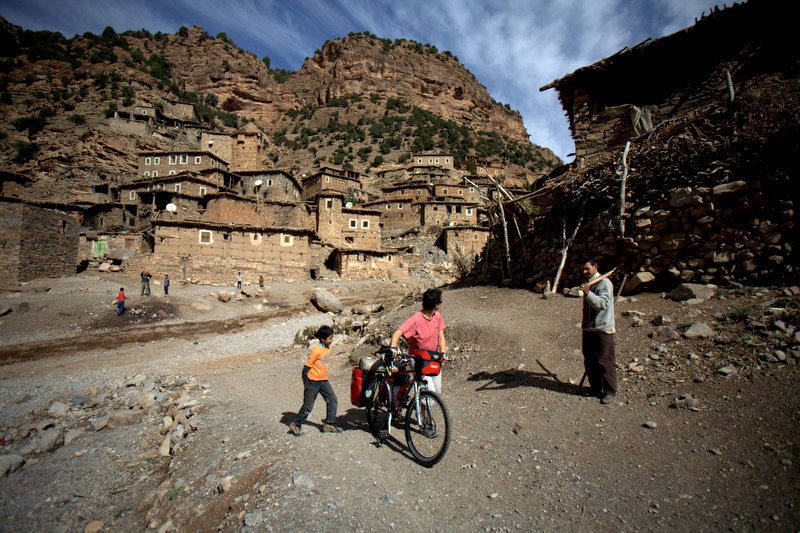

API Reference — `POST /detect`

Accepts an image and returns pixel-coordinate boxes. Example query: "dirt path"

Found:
[1,281,798,532]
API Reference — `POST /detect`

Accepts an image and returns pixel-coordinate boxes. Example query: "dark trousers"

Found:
[294,377,337,425]
[117,301,125,315]
[582,332,617,395]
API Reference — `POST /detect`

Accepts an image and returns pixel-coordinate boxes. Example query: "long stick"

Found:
[619,141,630,238]
[551,207,584,294]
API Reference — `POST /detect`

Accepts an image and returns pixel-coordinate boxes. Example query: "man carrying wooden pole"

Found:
[579,257,618,405]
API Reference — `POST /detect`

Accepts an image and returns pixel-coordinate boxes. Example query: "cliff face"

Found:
[163,28,530,144]
[286,38,530,144]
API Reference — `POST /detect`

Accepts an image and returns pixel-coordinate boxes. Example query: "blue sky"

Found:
[0,0,719,161]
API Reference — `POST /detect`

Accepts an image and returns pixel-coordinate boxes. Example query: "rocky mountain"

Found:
[0,20,560,204]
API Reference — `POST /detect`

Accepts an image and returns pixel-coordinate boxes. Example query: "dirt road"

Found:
[0,276,798,532]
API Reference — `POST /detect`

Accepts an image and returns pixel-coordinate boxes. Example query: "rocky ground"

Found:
[0,273,798,532]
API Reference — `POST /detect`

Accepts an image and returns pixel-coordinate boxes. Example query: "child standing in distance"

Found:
[163,274,170,295]
[116,287,126,315]
[290,326,342,435]
[390,288,447,394]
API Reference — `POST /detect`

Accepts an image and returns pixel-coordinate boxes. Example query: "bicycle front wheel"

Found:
[404,390,450,466]
[365,379,390,440]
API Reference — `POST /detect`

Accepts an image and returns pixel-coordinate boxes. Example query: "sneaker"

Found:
[289,422,303,436]
[322,422,342,433]
[601,393,616,405]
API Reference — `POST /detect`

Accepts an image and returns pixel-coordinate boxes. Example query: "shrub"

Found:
[12,115,47,136]
[13,140,40,162]
[68,113,86,125]
[178,26,189,38]
[103,102,118,118]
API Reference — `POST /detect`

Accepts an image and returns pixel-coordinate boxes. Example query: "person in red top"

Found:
[116,287,126,315]
[290,325,342,436]
[390,288,447,394]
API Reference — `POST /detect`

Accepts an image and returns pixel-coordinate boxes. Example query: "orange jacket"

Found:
[304,343,330,381]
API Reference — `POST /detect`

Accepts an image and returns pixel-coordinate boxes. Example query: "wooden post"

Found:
[496,181,511,278]
[725,70,735,102]
[619,141,630,238]
[551,206,584,294]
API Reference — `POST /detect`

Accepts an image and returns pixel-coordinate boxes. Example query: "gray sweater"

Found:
[582,277,615,334]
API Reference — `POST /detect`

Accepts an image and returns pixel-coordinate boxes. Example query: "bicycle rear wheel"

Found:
[365,379,390,440]
[405,390,450,466]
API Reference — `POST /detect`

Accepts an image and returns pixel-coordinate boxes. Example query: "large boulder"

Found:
[311,289,343,314]
[669,283,714,302]
[625,271,655,294]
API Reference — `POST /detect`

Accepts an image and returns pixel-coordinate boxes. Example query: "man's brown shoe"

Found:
[322,422,342,433]
[289,422,303,436]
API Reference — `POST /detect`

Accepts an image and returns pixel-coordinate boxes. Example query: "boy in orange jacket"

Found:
[290,326,341,435]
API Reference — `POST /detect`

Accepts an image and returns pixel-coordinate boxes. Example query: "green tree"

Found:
[261,55,270,69]
[67,114,86,125]
[178,26,189,38]
[13,140,40,162]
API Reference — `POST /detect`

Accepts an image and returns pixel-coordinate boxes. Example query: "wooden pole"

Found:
[619,141,630,238]
[495,181,511,279]
[551,206,584,294]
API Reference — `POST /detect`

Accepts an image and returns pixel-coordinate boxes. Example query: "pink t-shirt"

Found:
[399,311,446,355]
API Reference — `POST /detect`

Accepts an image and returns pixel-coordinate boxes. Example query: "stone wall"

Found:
[0,201,79,283]
[514,178,796,290]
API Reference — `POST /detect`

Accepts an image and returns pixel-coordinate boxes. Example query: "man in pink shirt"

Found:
[390,288,447,394]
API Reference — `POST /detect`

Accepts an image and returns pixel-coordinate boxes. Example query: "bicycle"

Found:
[361,346,451,467]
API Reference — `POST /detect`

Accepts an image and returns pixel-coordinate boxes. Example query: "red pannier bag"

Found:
[413,349,443,376]
[350,367,364,407]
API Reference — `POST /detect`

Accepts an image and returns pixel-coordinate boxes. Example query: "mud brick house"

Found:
[332,248,409,280]
[0,198,80,283]
[412,153,455,170]
[382,183,430,202]
[120,169,244,228]
[462,155,504,178]
[151,194,315,282]
[152,219,314,282]
[237,170,302,202]
[301,163,363,201]
[422,201,478,227]
[200,123,266,172]
[164,100,201,125]
[437,226,490,260]
[539,0,792,164]
[138,150,229,178]
[314,192,381,249]
[363,198,422,232]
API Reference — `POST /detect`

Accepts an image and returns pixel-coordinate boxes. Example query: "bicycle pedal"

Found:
[379,429,389,440]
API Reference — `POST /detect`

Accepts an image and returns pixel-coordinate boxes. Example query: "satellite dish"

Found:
[166,203,177,212]
[345,202,353,208]
[254,179,263,186]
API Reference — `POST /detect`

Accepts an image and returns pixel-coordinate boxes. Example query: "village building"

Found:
[331,248,409,280]
[301,163,363,202]
[120,168,245,229]
[137,150,229,178]
[151,194,315,282]
[362,198,421,232]
[200,123,266,172]
[313,192,381,249]
[412,153,455,170]
[164,100,201,124]
[421,201,478,227]
[461,155,504,178]
[436,226,490,260]
[236,170,302,202]
[0,196,80,283]
[538,1,786,164]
